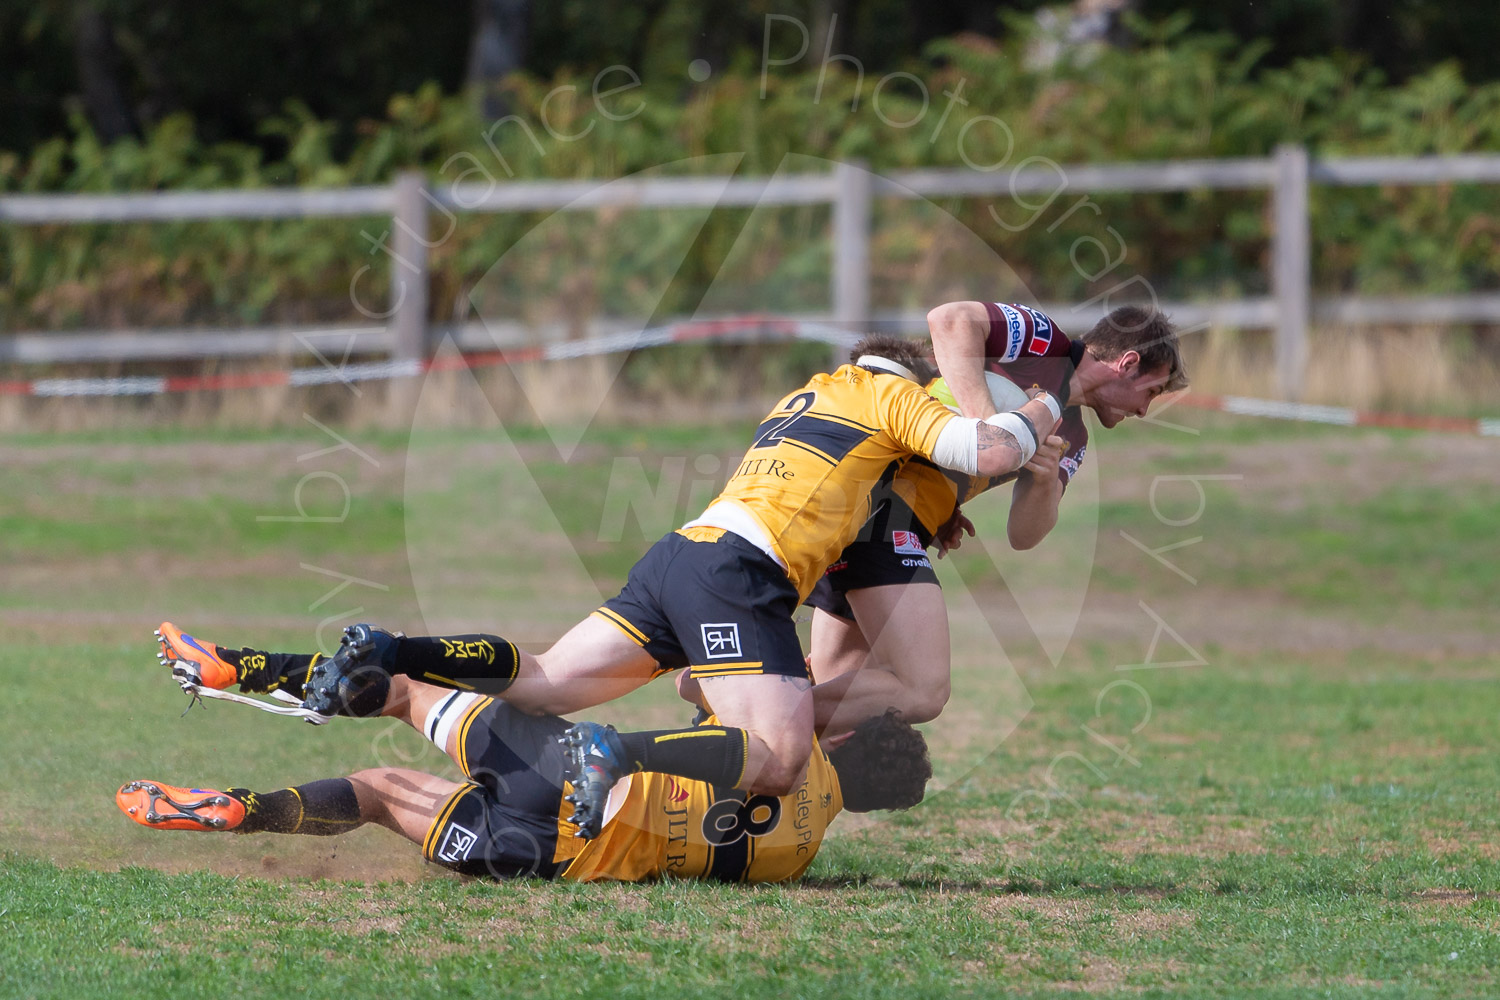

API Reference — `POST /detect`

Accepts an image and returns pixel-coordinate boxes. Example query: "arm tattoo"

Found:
[976,423,1023,467]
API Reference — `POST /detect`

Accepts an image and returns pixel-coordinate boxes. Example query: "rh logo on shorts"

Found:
[701,622,743,659]
[892,530,925,555]
[437,823,479,862]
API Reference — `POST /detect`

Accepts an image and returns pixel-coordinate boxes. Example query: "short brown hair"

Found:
[1080,306,1189,392]
[848,333,938,385]
[824,710,932,812]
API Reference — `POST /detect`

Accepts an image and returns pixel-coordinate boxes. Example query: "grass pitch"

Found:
[1,409,1497,998]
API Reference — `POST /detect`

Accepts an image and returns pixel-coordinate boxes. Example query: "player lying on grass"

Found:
[154,332,1058,838]
[116,669,930,883]
[801,303,1189,733]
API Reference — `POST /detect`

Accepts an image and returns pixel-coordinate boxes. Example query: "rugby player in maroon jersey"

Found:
[796,303,1190,733]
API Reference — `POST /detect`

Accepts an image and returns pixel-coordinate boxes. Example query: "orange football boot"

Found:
[116,780,246,831]
[155,621,238,690]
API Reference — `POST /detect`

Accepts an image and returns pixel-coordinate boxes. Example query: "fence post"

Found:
[390,171,431,366]
[1271,144,1310,400]
[832,160,872,366]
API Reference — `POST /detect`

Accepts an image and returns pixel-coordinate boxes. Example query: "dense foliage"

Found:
[4,19,1500,335]
[9,1,1500,158]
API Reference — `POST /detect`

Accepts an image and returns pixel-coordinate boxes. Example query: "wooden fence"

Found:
[6,147,1500,399]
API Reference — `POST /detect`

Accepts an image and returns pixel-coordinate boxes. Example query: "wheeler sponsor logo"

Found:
[996,304,1027,361]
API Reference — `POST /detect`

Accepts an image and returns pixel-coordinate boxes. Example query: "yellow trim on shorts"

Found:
[421,784,472,860]
[453,696,494,776]
[592,607,648,647]
[690,661,766,677]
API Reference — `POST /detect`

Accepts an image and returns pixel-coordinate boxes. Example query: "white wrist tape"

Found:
[1033,391,1062,425]
[930,410,1040,476]
[983,411,1039,464]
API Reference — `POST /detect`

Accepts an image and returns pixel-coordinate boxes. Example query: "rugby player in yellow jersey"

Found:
[153,334,1058,838]
[115,671,930,883]
[803,304,1189,733]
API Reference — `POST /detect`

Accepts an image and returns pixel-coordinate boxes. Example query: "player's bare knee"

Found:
[745,736,814,796]
[344,770,387,820]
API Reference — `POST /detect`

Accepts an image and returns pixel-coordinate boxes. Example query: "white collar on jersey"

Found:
[855,355,919,382]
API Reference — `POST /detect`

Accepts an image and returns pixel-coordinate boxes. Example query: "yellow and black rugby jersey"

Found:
[895,458,1019,538]
[709,363,957,601]
[558,721,843,883]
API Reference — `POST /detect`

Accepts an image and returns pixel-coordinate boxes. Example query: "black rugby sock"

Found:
[229,779,363,836]
[390,634,522,694]
[615,726,749,788]
[233,650,319,696]
[232,633,522,696]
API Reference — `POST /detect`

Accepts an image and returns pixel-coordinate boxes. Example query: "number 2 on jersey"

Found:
[751,391,815,449]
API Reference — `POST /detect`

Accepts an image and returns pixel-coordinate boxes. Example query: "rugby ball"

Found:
[928,371,1032,414]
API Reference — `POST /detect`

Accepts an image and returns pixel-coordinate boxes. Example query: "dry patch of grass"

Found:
[952,810,1268,861]
[972,896,1195,993]
[1411,889,1500,906]
[1096,813,1268,859]
[1420,828,1500,861]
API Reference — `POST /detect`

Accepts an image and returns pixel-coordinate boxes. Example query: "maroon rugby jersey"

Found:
[890,303,1088,538]
[982,302,1088,486]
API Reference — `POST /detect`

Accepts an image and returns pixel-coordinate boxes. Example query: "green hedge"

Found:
[4,18,1500,335]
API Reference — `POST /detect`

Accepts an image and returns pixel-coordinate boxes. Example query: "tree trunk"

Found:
[73,1,137,142]
[468,0,529,120]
